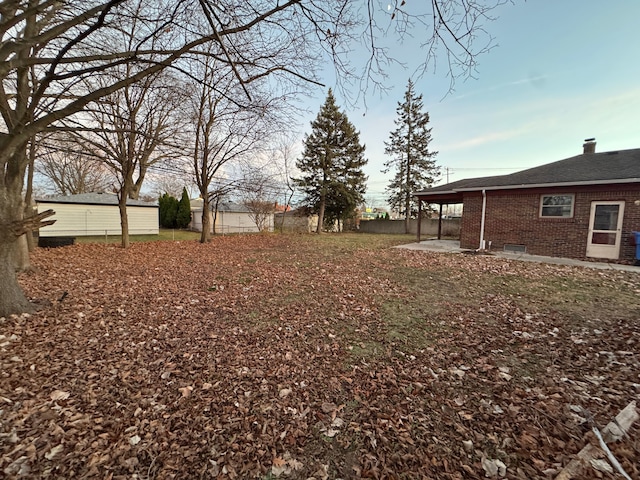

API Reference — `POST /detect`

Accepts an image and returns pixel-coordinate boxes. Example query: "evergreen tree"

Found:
[294,90,367,233]
[176,188,192,229]
[384,79,439,233]
[158,193,169,228]
[158,193,179,228]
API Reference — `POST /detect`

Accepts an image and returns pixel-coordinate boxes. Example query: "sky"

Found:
[295,1,640,210]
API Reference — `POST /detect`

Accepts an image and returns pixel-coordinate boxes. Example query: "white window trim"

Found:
[539,194,575,218]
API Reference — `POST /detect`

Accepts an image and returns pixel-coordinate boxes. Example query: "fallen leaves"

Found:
[44,444,63,460]
[1,234,638,479]
[49,390,70,402]
[481,455,507,477]
[178,385,193,397]
[270,453,304,477]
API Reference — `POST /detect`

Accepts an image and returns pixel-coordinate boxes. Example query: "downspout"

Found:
[478,189,487,250]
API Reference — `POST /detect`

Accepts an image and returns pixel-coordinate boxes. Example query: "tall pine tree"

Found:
[176,187,192,229]
[158,193,178,229]
[295,90,367,232]
[384,79,438,233]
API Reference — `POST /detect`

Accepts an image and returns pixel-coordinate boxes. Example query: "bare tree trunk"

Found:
[14,235,31,272]
[24,139,37,253]
[118,193,130,248]
[200,197,211,243]
[130,169,150,200]
[0,178,35,316]
[278,197,291,233]
[0,241,34,317]
[0,142,57,315]
[404,199,410,234]
[212,196,220,236]
[11,205,31,272]
[404,155,411,235]
[278,145,296,234]
[129,183,142,200]
[316,194,326,234]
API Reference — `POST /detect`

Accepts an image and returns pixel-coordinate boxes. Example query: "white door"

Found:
[586,201,625,259]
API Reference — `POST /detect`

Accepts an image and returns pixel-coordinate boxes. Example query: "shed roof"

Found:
[415,148,640,201]
[217,201,251,213]
[190,199,252,213]
[36,192,157,207]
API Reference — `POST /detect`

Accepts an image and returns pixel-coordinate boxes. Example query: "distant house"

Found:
[414,140,640,262]
[36,192,159,238]
[190,199,274,233]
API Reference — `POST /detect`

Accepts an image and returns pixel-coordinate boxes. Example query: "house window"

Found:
[540,194,574,218]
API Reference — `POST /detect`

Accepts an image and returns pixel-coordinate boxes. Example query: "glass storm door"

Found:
[586,201,625,259]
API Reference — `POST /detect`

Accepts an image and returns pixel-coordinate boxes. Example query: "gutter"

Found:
[35,199,158,208]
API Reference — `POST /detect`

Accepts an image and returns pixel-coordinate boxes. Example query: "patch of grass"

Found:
[380,299,448,348]
[348,341,381,359]
[296,232,415,252]
[237,274,254,285]
[354,299,458,363]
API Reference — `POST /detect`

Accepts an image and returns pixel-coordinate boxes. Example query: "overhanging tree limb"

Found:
[198,0,252,101]
[10,208,56,236]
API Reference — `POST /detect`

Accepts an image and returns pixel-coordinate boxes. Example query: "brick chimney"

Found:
[583,138,596,154]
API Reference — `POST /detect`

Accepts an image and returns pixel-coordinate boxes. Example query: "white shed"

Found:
[190,199,273,234]
[36,193,159,237]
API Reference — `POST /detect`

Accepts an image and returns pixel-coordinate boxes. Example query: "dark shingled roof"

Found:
[217,201,250,213]
[415,148,640,196]
[36,192,157,207]
[191,199,251,213]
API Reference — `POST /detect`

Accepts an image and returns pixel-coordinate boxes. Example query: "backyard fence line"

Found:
[38,229,159,237]
[358,218,461,236]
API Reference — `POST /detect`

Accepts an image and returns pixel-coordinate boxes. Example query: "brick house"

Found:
[414,140,640,262]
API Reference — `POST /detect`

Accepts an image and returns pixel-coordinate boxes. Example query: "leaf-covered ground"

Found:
[2,234,639,479]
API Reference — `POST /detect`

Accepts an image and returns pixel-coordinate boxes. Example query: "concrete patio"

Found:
[395,238,640,273]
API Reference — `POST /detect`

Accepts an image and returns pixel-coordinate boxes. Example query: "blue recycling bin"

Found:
[634,232,640,263]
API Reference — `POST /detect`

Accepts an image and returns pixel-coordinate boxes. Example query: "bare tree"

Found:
[0,1,212,314]
[189,53,273,243]
[153,174,191,200]
[0,0,507,316]
[271,138,299,233]
[245,198,276,232]
[207,182,237,236]
[239,170,280,232]
[77,68,183,248]
[36,135,112,195]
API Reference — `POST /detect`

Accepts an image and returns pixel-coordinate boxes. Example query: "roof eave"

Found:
[36,199,157,207]
[414,189,458,196]
[453,178,640,193]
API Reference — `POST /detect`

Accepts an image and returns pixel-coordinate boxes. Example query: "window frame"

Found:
[539,194,575,218]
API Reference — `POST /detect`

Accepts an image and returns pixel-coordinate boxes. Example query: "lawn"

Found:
[75,228,202,244]
[3,234,639,479]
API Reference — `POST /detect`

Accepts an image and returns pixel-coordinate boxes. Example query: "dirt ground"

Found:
[2,234,639,479]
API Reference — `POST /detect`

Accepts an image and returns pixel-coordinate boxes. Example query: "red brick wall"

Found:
[459,184,640,261]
